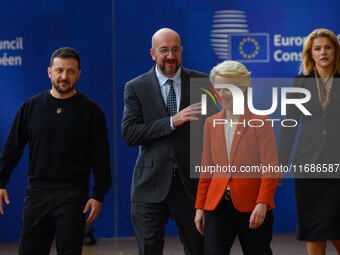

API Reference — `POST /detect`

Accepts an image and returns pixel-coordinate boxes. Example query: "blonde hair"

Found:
[210,60,251,87]
[299,28,340,75]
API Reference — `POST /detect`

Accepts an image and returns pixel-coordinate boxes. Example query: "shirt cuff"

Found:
[170,117,176,130]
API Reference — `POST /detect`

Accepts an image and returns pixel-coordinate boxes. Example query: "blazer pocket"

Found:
[136,156,153,168]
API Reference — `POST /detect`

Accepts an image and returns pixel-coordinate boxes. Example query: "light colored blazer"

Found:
[195,107,278,212]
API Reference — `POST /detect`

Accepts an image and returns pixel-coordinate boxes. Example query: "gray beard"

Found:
[160,64,180,76]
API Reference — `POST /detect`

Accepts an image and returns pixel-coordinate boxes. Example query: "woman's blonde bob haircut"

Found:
[299,28,340,75]
[210,60,251,87]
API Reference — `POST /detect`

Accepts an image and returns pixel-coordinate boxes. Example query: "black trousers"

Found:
[19,188,88,255]
[131,173,204,255]
[204,197,274,255]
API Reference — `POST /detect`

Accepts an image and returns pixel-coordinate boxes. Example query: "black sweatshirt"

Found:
[0,90,111,202]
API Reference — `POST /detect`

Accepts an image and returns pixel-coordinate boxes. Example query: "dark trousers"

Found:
[204,197,273,255]
[131,173,204,255]
[19,188,88,255]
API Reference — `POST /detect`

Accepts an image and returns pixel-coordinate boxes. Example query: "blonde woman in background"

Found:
[278,28,340,255]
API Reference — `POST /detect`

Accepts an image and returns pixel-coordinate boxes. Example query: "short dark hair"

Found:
[50,47,81,70]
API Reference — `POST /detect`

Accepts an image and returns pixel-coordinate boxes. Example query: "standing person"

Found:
[0,47,112,255]
[194,60,278,255]
[121,28,215,255]
[278,28,340,255]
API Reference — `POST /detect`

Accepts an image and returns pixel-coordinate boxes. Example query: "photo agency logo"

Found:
[200,81,312,128]
[199,83,222,115]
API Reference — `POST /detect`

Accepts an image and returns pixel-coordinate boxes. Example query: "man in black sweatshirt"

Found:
[0,47,111,254]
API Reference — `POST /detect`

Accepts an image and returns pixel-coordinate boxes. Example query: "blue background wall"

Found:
[0,0,339,241]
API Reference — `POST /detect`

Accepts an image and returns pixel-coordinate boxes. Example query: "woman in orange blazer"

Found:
[194,61,278,255]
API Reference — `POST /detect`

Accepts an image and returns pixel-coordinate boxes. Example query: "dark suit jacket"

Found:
[121,66,216,203]
[278,72,340,166]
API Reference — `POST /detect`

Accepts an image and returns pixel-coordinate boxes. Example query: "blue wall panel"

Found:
[0,0,114,241]
[1,0,340,242]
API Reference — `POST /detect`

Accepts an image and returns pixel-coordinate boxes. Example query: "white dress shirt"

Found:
[224,113,239,190]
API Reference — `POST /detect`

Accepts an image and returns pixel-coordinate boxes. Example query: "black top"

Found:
[277,73,340,240]
[278,72,340,168]
[0,90,111,202]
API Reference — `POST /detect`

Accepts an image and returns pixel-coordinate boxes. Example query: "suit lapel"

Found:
[145,66,191,116]
[180,67,190,111]
[307,72,339,114]
[145,66,168,116]
[326,72,340,112]
[307,72,325,114]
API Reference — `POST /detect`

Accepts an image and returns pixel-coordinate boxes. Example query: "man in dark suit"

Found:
[121,28,212,255]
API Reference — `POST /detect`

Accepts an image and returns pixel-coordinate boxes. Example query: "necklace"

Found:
[314,69,334,111]
[50,90,77,115]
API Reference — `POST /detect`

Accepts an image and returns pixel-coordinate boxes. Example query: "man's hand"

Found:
[83,198,102,224]
[0,189,10,215]
[249,203,267,229]
[173,102,201,127]
[194,208,205,235]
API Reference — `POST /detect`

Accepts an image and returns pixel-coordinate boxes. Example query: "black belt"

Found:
[224,190,231,200]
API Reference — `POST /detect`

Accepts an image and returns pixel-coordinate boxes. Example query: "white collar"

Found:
[155,65,181,87]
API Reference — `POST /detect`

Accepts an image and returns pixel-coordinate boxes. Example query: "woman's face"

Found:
[311,37,335,72]
[214,75,246,111]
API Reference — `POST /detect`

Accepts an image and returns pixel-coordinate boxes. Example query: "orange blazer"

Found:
[195,107,278,213]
